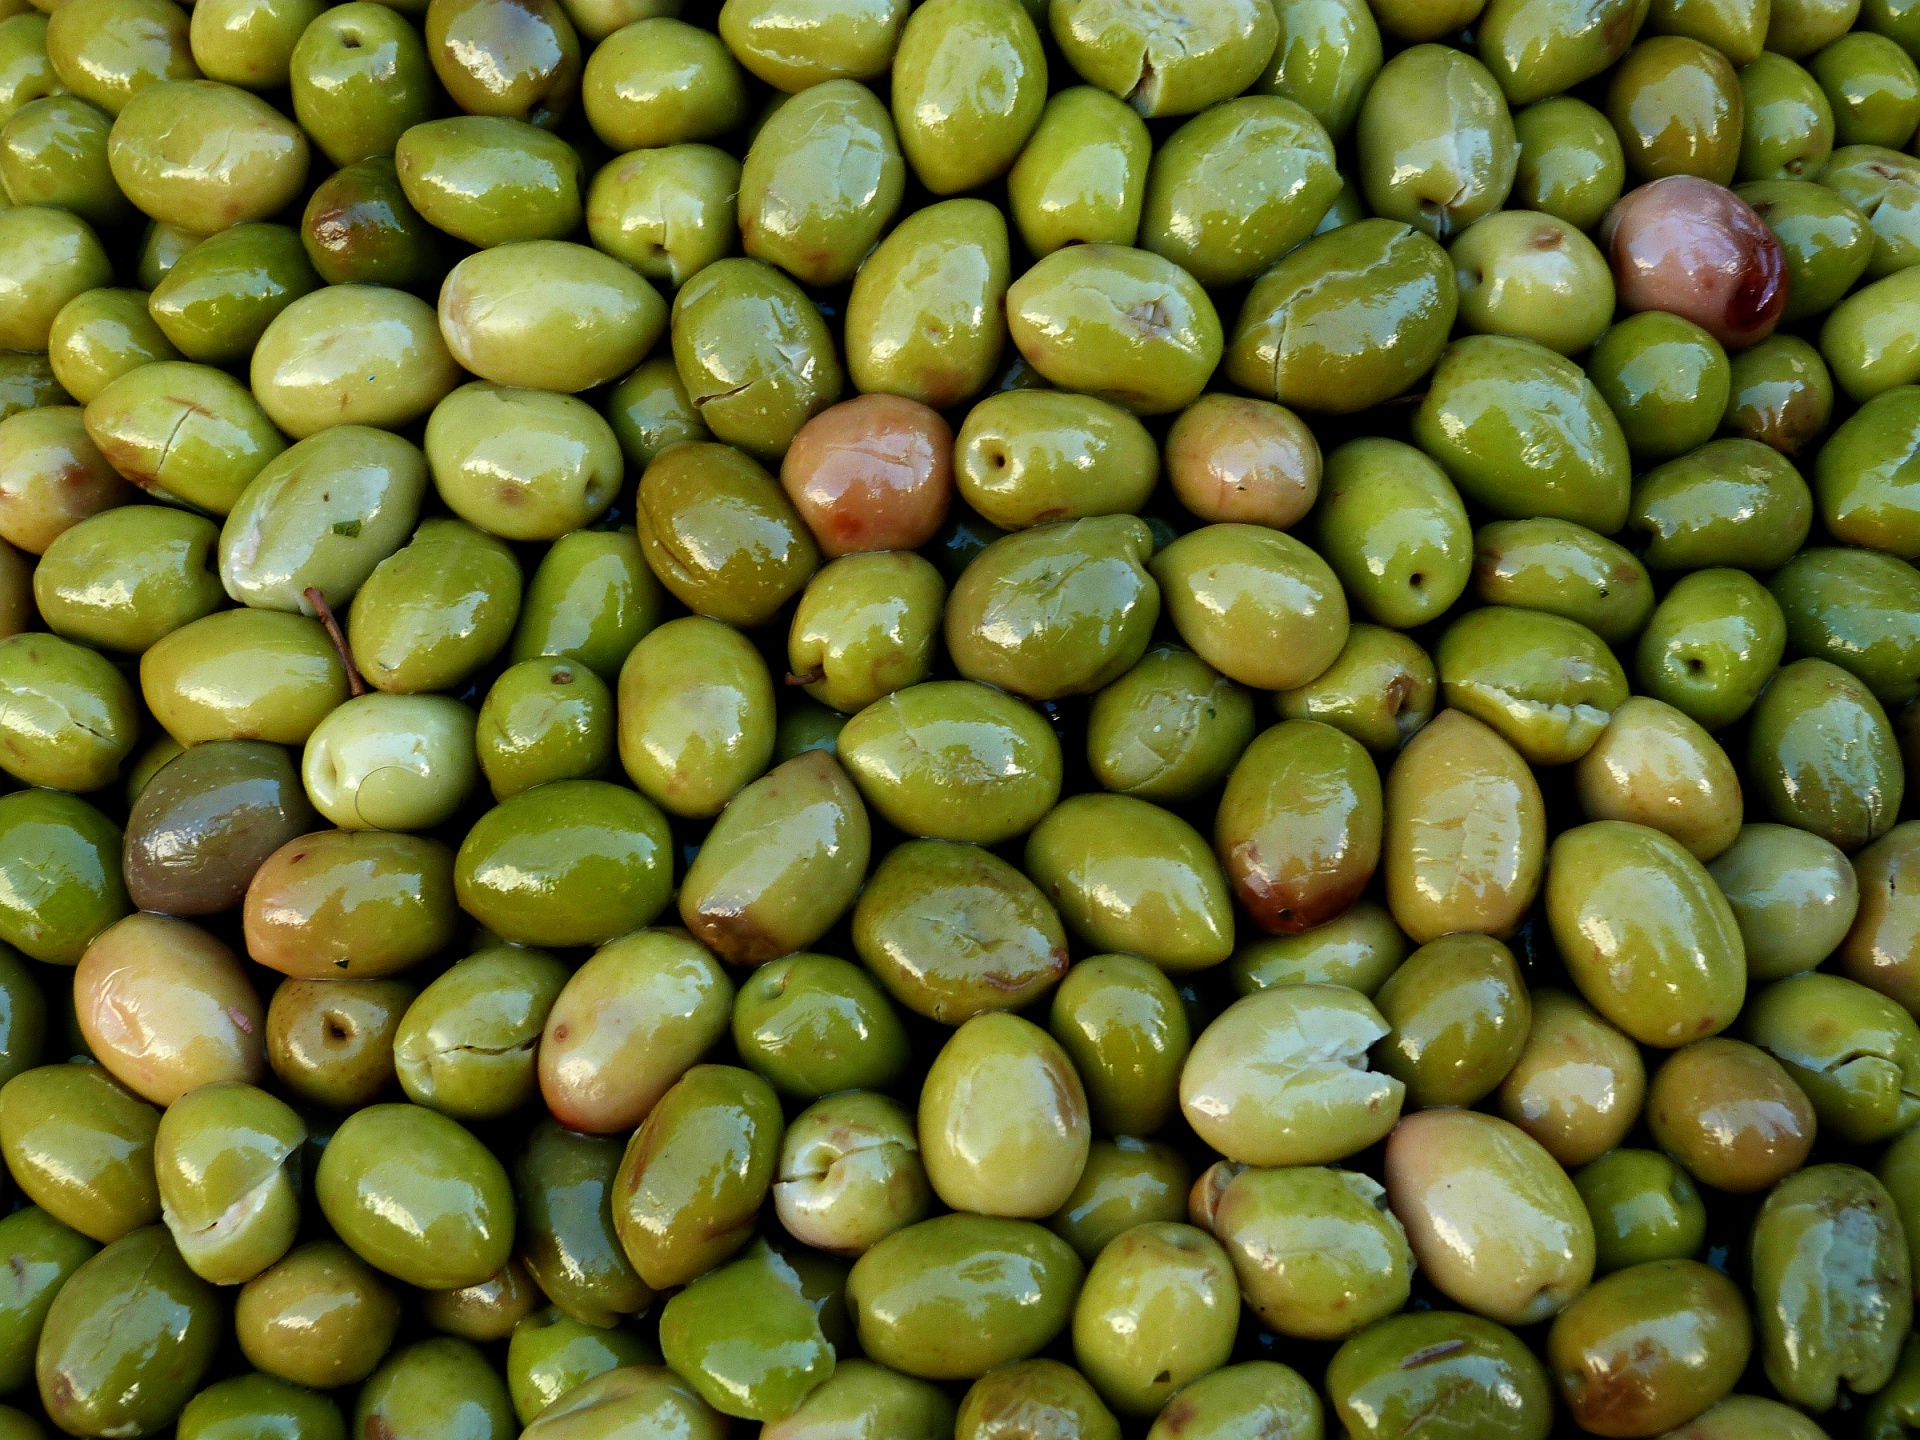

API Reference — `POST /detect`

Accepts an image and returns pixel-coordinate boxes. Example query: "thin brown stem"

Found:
[306,587,367,697]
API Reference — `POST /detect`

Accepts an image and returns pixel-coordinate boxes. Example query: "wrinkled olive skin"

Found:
[1724,335,1836,456]
[34,505,218,654]
[1498,989,1646,1169]
[1649,1037,1818,1192]
[123,739,313,917]
[1208,1165,1410,1343]
[854,838,1067,1022]
[1820,145,1920,281]
[788,551,944,714]
[773,1090,929,1257]
[947,516,1158,701]
[1326,1311,1552,1440]
[607,358,709,474]
[352,1339,516,1440]
[1741,180,1875,326]
[266,976,411,1110]
[288,4,432,167]
[516,1122,652,1328]
[0,1064,158,1242]
[1315,438,1471,630]
[316,1103,514,1290]
[1712,823,1859,982]
[1358,45,1517,241]
[1588,312,1732,462]
[153,1080,300,1285]
[477,659,614,801]
[1547,1259,1751,1436]
[175,1374,344,1440]
[538,928,732,1136]
[1215,719,1380,936]
[611,1064,783,1290]
[0,632,137,792]
[920,1012,1090,1220]
[517,1365,726,1440]
[678,749,869,964]
[671,258,842,460]
[1180,984,1402,1166]
[1750,657,1905,850]
[735,952,909,1100]
[1383,708,1545,944]
[1007,86,1148,257]
[0,353,64,422]
[618,615,773,820]
[1254,0,1378,140]
[394,117,583,251]
[0,790,130,965]
[84,361,285,517]
[838,680,1061,844]
[50,288,172,408]
[394,946,567,1120]
[955,1359,1119,1440]
[1415,335,1631,533]
[1051,0,1276,118]
[1085,644,1253,803]
[1385,1109,1596,1326]
[440,241,667,396]
[1637,567,1787,730]
[244,829,456,980]
[1275,625,1435,757]
[1437,606,1628,766]
[1006,244,1222,416]
[1228,219,1458,416]
[1574,1148,1706,1273]
[349,520,521,695]
[1747,971,1920,1143]
[456,779,672,948]
[509,1309,657,1424]
[0,1206,94,1397]
[108,79,309,232]
[846,1214,1084,1380]
[426,0,580,128]
[1751,1164,1910,1411]
[35,1227,222,1439]
[1514,94,1628,231]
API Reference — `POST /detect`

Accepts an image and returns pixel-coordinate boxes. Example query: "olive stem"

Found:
[306,587,367,697]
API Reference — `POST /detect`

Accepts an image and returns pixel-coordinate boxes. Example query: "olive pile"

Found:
[6,0,1920,1434]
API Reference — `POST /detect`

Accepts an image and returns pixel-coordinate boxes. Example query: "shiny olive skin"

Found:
[1740,179,1876,325]
[1274,625,1436,755]
[955,1359,1119,1440]
[1229,900,1409,999]
[394,117,584,250]
[0,405,132,558]
[1607,35,1744,184]
[1071,1221,1235,1415]
[153,1079,301,1284]
[1514,94,1628,231]
[244,829,457,980]
[1649,1037,1818,1192]
[838,680,1061,844]
[1587,311,1732,462]
[1575,696,1743,861]
[175,1374,344,1440]
[889,0,1043,187]
[1747,971,1920,1143]
[1357,44,1517,241]
[845,1214,1084,1380]
[0,790,130,965]
[265,977,410,1110]
[301,157,446,291]
[617,615,773,820]
[1315,438,1470,630]
[1006,86,1148,257]
[393,946,567,1120]
[1821,262,1920,399]
[1227,219,1458,416]
[953,389,1156,532]
[734,953,909,1100]
[585,144,739,290]
[854,838,1067,1022]
[1326,1311,1552,1440]
[1772,546,1920,707]
[0,631,137,792]
[1046,1137,1188,1263]
[1498,989,1646,1169]
[348,520,521,696]
[477,658,614,801]
[1725,335,1836,457]
[1631,438,1814,571]
[316,1103,514,1290]
[1086,644,1254,803]
[43,0,196,116]
[610,1063,783,1290]
[0,1209,94,1394]
[421,1259,545,1344]
[108,80,309,233]
[1547,1259,1751,1436]
[788,551,944,714]
[46,289,173,408]
[1385,1109,1595,1326]
[35,1226,222,1439]
[1152,522,1349,693]
[1373,933,1529,1110]
[147,222,318,366]
[1,95,132,231]
[1712,822,1859,982]
[718,0,909,90]
[1818,144,1920,281]
[352,1338,515,1440]
[1574,1148,1707,1274]
[1637,567,1788,731]
[1814,29,1920,147]
[1,1063,160,1244]
[1473,518,1653,645]
[84,361,285,516]
[515,1122,651,1328]
[1815,384,1920,557]
[1436,606,1628,766]
[426,0,580,128]
[34,505,220,654]
[580,17,744,151]
[289,4,433,167]
[659,1240,836,1421]
[508,1309,657,1424]
[1740,53,1836,183]
[1750,657,1905,850]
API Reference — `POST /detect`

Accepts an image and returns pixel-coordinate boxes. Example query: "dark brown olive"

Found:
[1603,176,1788,350]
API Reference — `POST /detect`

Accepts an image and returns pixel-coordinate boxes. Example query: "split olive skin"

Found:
[9,0,1920,1434]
